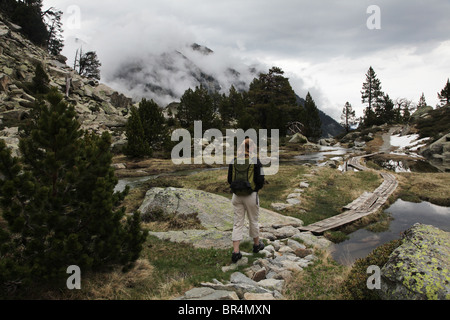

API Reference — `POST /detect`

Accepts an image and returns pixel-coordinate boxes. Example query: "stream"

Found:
[331,199,450,265]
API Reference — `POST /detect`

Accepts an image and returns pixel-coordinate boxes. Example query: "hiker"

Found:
[228,138,265,263]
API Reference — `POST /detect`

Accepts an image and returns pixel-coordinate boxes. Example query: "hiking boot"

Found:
[253,241,265,253]
[232,251,242,263]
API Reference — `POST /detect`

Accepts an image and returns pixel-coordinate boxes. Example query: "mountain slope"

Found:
[0,13,133,155]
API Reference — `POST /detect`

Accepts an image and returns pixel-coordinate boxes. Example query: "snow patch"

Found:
[390,134,430,156]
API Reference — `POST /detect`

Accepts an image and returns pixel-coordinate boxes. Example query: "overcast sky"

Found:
[43,0,450,121]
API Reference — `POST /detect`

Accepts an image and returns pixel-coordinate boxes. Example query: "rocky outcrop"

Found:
[420,133,450,172]
[380,224,450,300]
[289,133,308,144]
[0,14,133,156]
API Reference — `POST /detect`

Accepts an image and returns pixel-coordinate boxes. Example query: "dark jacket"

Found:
[227,157,265,193]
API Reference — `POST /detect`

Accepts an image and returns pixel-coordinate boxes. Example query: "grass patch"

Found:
[289,168,382,226]
[364,211,393,233]
[396,172,450,206]
[365,134,384,154]
[142,208,204,232]
[258,165,308,210]
[324,231,349,243]
[285,250,349,300]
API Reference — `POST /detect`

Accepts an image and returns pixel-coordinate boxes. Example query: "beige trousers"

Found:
[231,192,260,242]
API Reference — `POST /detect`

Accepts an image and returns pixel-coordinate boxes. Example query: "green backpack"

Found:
[230,158,256,196]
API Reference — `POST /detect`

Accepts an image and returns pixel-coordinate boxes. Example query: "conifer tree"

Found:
[247,67,300,135]
[361,66,383,127]
[219,86,244,128]
[0,91,146,291]
[9,0,48,47]
[177,86,216,132]
[138,99,170,152]
[125,106,152,158]
[417,93,427,108]
[375,94,395,125]
[341,102,356,133]
[303,92,322,141]
[31,62,50,95]
[43,8,64,55]
[74,49,102,80]
[437,79,450,106]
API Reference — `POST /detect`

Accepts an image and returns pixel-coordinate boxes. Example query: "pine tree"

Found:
[417,93,427,108]
[177,86,216,132]
[138,99,170,152]
[341,102,356,133]
[219,86,244,128]
[247,67,300,135]
[31,62,50,95]
[8,0,49,47]
[43,8,64,56]
[74,49,102,80]
[0,91,146,291]
[437,79,450,106]
[303,92,322,141]
[125,106,152,158]
[375,94,395,125]
[361,66,384,127]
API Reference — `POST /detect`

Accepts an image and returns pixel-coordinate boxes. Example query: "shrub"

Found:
[0,91,147,295]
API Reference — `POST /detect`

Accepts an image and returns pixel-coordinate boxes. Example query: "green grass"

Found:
[285,168,382,226]
[285,251,349,300]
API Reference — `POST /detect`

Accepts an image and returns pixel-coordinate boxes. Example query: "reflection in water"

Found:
[294,146,349,163]
[331,199,450,266]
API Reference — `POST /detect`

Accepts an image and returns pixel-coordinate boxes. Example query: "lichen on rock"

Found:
[380,223,450,300]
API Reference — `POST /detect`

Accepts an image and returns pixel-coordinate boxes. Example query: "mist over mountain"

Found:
[104,43,261,107]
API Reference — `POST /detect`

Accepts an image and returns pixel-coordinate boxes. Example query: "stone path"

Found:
[299,153,399,234]
[175,226,332,300]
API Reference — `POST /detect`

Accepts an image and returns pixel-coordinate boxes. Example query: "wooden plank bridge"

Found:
[299,153,398,235]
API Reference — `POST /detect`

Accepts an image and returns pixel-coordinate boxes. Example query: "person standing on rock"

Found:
[228,138,265,263]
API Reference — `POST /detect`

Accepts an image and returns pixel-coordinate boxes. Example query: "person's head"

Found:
[238,138,257,159]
